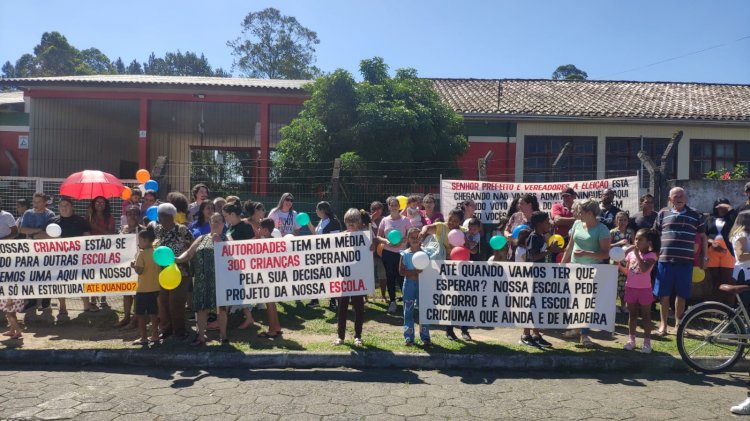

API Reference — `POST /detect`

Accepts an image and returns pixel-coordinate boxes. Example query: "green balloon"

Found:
[489,235,508,251]
[153,246,175,266]
[387,229,402,245]
[296,212,310,226]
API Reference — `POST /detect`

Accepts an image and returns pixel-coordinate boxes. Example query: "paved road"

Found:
[0,365,746,420]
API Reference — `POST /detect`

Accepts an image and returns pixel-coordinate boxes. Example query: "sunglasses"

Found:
[285,198,294,202]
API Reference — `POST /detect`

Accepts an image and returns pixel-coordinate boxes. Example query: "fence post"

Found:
[331,158,341,215]
[35,178,44,194]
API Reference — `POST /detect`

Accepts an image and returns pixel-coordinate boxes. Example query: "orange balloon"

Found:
[135,169,150,184]
[120,187,132,200]
[377,243,385,257]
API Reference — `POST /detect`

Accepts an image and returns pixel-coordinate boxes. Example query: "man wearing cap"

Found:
[736,182,750,213]
[598,188,622,230]
[551,188,576,262]
[653,187,706,336]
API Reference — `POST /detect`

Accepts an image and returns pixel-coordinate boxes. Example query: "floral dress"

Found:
[191,234,225,310]
[610,227,634,303]
[150,223,194,273]
[0,298,25,313]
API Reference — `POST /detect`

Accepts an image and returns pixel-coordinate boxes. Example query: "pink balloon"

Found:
[450,246,470,261]
[448,229,465,247]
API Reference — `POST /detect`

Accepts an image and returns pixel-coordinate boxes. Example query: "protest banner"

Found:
[0,235,138,299]
[440,176,639,223]
[214,231,374,306]
[418,261,617,331]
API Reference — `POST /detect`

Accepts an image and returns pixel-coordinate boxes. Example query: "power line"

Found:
[603,34,750,78]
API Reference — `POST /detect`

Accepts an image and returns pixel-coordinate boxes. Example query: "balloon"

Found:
[159,263,181,290]
[272,228,282,238]
[489,235,508,250]
[512,224,529,239]
[120,187,132,201]
[412,251,430,270]
[387,229,402,245]
[46,223,62,238]
[692,267,706,283]
[609,246,626,262]
[144,179,158,192]
[146,206,158,222]
[377,243,385,256]
[296,212,310,226]
[448,229,465,247]
[284,234,295,238]
[548,234,565,249]
[450,246,470,261]
[153,246,175,267]
[135,169,151,184]
[397,195,408,211]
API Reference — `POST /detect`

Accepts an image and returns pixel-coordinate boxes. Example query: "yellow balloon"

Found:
[159,263,182,290]
[548,234,565,248]
[692,267,705,283]
[397,195,408,210]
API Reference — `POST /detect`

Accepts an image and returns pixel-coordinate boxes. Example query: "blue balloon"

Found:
[146,205,158,222]
[144,179,158,192]
[511,224,529,239]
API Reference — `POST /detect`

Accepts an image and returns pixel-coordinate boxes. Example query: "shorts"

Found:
[653,262,693,299]
[624,287,654,306]
[135,291,159,316]
[373,255,386,280]
[707,239,735,269]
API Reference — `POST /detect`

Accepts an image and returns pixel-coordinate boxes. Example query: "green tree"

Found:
[552,64,588,80]
[33,31,79,76]
[78,48,114,74]
[143,51,228,77]
[273,57,468,185]
[113,57,126,74]
[126,59,143,74]
[227,7,320,79]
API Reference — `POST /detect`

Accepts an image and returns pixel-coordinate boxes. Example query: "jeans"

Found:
[403,279,430,342]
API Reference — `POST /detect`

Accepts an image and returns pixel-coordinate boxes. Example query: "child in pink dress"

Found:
[619,228,660,353]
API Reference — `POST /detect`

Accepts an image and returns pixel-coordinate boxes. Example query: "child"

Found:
[400,227,431,347]
[131,229,160,346]
[520,211,559,348]
[619,228,659,353]
[611,211,634,313]
[334,209,370,346]
[404,195,425,229]
[256,218,283,338]
[466,217,482,261]
[514,228,531,262]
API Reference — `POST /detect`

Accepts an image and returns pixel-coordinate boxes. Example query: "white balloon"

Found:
[609,246,626,262]
[46,223,62,238]
[283,234,295,238]
[272,228,282,238]
[448,229,465,247]
[412,251,430,270]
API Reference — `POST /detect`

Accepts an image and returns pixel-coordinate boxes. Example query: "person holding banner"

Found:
[307,201,342,310]
[0,197,18,240]
[150,203,194,340]
[0,197,24,339]
[256,218,283,339]
[561,198,611,348]
[115,206,145,328]
[88,196,116,310]
[223,202,257,329]
[334,208,371,346]
[268,193,301,236]
[377,196,412,314]
[175,213,228,346]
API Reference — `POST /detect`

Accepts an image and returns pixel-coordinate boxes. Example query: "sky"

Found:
[1,0,749,84]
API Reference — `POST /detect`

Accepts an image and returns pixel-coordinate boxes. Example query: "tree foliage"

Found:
[272,57,468,185]
[1,31,228,78]
[551,64,588,80]
[228,7,320,79]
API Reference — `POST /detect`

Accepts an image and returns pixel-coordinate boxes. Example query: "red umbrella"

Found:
[59,170,125,200]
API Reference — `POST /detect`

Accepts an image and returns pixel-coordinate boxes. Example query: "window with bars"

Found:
[690,139,750,179]
[605,137,675,187]
[524,136,597,182]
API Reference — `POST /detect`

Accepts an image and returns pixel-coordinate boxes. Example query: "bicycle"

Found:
[677,284,750,373]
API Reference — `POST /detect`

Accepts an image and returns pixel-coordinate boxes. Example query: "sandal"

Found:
[257,331,279,339]
[653,329,668,337]
[132,339,148,346]
[580,336,595,348]
[115,318,131,328]
[9,333,22,340]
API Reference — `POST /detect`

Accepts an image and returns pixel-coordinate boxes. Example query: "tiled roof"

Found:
[430,79,750,122]
[0,91,24,105]
[0,75,310,91]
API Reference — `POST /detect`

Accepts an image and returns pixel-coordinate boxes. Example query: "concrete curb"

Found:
[0,349,725,372]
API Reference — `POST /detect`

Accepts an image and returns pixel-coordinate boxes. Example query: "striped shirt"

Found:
[653,206,705,263]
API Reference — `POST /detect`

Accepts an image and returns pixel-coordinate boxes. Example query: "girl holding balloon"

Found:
[377,196,412,314]
[400,227,431,347]
[268,193,301,236]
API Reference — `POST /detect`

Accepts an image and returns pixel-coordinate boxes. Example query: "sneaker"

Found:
[641,342,652,354]
[307,299,320,308]
[387,301,397,314]
[422,339,432,348]
[461,331,472,341]
[731,398,750,415]
[532,335,552,348]
[404,340,414,347]
[624,339,636,351]
[354,338,363,347]
[446,329,459,341]
[519,334,540,347]
[332,338,343,346]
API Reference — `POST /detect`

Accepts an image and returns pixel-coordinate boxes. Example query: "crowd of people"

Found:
[2,183,750,355]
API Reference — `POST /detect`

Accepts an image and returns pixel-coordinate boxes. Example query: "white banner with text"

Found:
[441,176,639,223]
[214,231,374,306]
[0,235,138,299]
[418,261,617,331]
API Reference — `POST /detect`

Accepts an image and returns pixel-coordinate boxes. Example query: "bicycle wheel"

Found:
[677,302,746,373]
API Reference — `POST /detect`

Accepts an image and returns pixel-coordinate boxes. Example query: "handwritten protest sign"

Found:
[214,231,374,306]
[440,176,639,223]
[418,261,616,331]
[0,235,138,298]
